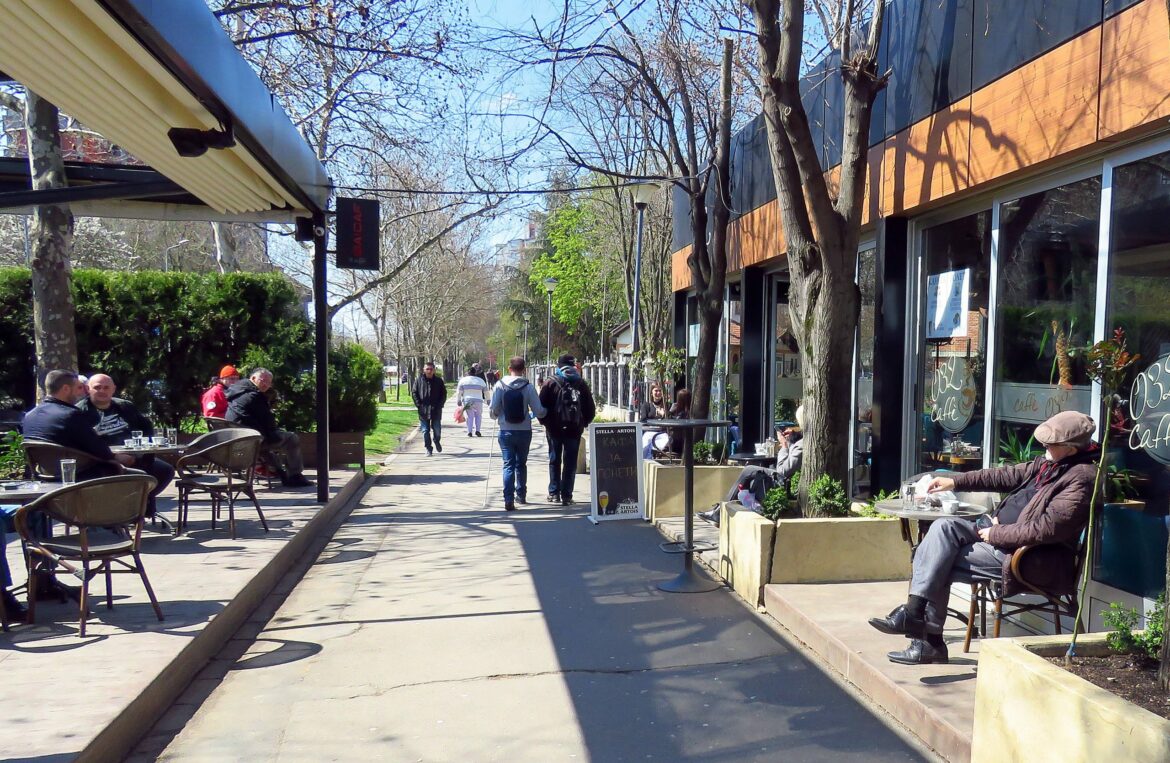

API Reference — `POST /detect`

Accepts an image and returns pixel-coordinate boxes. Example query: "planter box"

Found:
[973,634,1170,763]
[718,506,910,606]
[177,430,365,468]
[642,462,740,521]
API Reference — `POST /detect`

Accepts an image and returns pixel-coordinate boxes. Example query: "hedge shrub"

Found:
[0,268,381,433]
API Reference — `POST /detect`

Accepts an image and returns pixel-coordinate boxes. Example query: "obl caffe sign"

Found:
[1130,353,1170,465]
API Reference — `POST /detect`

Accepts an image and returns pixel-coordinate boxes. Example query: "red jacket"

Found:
[201,384,228,418]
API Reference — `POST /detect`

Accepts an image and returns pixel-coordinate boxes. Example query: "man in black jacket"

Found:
[411,361,447,456]
[76,373,174,515]
[538,354,596,505]
[23,370,133,477]
[225,368,311,487]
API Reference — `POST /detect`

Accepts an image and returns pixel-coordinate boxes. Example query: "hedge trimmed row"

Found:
[0,268,381,433]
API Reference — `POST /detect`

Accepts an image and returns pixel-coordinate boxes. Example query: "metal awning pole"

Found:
[313,212,330,503]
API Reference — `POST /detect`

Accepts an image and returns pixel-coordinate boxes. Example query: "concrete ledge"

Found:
[718,502,776,606]
[973,634,1170,763]
[643,463,740,521]
[771,516,910,583]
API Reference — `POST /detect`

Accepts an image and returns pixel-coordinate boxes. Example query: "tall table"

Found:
[646,418,729,593]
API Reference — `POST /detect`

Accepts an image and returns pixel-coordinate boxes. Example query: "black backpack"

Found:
[552,377,586,433]
[502,380,529,424]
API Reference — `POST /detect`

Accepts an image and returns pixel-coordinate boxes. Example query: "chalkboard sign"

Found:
[588,423,645,524]
[1129,353,1170,465]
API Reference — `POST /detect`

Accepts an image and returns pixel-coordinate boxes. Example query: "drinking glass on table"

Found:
[131,430,144,447]
[165,427,178,446]
[151,436,166,446]
[60,459,77,484]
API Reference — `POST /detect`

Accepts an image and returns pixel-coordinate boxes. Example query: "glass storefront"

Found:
[991,176,1100,466]
[772,278,800,432]
[853,246,877,498]
[915,211,992,474]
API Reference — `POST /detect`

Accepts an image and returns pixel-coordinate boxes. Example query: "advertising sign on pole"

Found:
[335,197,380,270]
[588,423,645,524]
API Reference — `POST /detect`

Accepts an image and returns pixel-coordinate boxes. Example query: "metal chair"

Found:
[176,429,268,539]
[15,474,163,636]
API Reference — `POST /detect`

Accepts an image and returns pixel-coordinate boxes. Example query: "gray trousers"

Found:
[265,430,305,477]
[909,518,1007,634]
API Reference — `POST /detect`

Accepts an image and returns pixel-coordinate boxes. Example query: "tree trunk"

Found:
[23,90,77,392]
[212,222,241,273]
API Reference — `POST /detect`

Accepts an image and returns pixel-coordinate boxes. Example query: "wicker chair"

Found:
[203,417,283,486]
[176,429,268,539]
[22,439,123,482]
[15,474,163,636]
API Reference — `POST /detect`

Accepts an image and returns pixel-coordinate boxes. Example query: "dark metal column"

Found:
[313,212,330,503]
[739,265,768,453]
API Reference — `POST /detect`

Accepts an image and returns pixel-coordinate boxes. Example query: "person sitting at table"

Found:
[201,364,239,419]
[76,373,174,517]
[226,367,312,488]
[0,520,27,619]
[698,406,804,527]
[641,388,690,459]
[22,370,133,478]
[866,410,1097,666]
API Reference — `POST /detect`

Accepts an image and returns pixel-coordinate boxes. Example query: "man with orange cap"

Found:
[201,365,239,419]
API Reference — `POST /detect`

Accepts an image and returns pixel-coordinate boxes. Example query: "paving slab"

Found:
[142,412,930,763]
[0,467,366,763]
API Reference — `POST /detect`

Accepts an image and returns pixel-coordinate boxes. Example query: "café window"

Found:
[916,211,991,473]
[1096,150,1170,599]
[853,245,877,498]
[991,176,1101,466]
[772,278,800,431]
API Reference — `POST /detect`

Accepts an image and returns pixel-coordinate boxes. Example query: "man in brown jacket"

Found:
[867,411,1097,665]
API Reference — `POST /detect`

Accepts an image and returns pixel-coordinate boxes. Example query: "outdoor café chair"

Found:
[203,417,284,487]
[22,440,123,482]
[15,474,163,636]
[175,429,268,539]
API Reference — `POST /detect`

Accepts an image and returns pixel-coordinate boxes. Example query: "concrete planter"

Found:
[718,504,910,606]
[642,462,740,521]
[973,634,1170,763]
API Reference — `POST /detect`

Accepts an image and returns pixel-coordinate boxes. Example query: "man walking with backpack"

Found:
[538,354,596,505]
[489,356,546,511]
[411,361,447,456]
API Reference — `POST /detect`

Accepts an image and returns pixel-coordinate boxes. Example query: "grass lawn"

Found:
[365,406,421,459]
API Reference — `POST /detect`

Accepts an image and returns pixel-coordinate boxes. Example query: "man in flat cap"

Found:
[867,410,1098,665]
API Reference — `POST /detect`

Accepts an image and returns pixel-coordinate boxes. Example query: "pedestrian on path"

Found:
[489,355,546,511]
[538,354,595,505]
[456,363,490,437]
[411,361,447,456]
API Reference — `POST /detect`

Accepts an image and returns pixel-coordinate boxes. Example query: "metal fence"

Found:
[527,359,660,419]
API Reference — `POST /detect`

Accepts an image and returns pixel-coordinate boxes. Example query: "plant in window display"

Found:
[1065,328,1142,665]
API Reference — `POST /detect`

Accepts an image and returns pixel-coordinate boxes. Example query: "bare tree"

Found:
[747,0,886,511]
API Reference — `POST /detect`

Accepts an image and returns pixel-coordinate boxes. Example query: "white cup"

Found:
[942,499,960,515]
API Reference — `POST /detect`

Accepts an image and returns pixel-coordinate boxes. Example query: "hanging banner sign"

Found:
[1129,353,1170,465]
[588,423,645,524]
[994,382,1092,425]
[926,268,970,339]
[335,197,380,270]
[929,357,976,433]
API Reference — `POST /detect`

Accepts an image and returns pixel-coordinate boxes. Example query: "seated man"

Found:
[22,370,133,478]
[867,410,1097,665]
[201,364,239,419]
[699,406,804,527]
[225,367,312,488]
[76,373,175,516]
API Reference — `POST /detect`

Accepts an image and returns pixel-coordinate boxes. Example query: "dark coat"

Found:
[538,369,596,437]
[411,374,447,419]
[76,396,153,446]
[951,452,1096,597]
[225,379,279,442]
[22,397,117,470]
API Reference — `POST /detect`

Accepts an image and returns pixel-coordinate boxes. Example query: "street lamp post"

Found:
[163,238,190,272]
[522,310,531,362]
[515,329,521,359]
[543,277,558,371]
[628,182,659,412]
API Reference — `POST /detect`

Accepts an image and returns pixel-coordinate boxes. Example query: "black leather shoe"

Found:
[2,589,26,620]
[435,441,442,453]
[887,639,949,665]
[517,495,527,505]
[504,502,516,512]
[867,605,926,638]
[475,431,482,437]
[561,495,573,506]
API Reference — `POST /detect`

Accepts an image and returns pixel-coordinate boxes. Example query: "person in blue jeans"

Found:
[489,356,546,511]
[411,361,447,456]
[537,354,596,505]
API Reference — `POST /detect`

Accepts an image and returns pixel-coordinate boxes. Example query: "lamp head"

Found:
[630,181,660,209]
[543,277,558,294]
[522,310,531,321]
[167,124,236,158]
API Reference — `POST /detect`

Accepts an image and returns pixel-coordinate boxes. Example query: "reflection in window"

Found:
[773,279,800,430]
[992,177,1100,465]
[854,247,876,498]
[917,211,991,473]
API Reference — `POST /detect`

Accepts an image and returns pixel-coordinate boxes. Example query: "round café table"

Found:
[727,452,774,468]
[111,443,186,457]
[645,418,729,593]
[0,480,57,504]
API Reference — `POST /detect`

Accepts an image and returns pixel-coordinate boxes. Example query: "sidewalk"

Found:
[141,412,931,762]
[0,466,366,762]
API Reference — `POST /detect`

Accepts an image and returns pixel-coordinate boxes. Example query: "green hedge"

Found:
[0,269,381,433]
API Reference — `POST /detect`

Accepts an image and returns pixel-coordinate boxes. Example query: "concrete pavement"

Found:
[139,413,931,762]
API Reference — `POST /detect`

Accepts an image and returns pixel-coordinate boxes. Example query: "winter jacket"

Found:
[489,375,546,431]
[225,379,280,442]
[773,439,803,482]
[456,374,490,405]
[22,397,117,468]
[76,396,153,446]
[201,383,229,418]
[411,374,447,419]
[951,450,1096,597]
[538,367,596,437]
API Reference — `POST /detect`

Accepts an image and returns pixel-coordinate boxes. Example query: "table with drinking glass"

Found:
[727,452,774,468]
